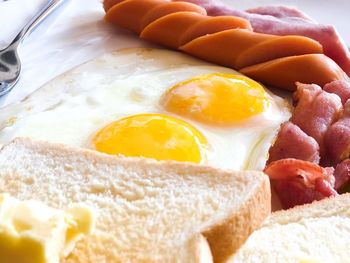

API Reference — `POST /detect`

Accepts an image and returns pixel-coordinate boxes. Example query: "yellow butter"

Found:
[0,194,95,263]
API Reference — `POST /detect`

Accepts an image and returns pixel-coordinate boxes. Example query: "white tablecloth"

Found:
[0,0,349,107]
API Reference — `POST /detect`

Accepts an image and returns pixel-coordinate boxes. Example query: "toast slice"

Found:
[230,193,350,263]
[0,138,270,263]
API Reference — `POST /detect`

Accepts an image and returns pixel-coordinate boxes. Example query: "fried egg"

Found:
[0,48,291,170]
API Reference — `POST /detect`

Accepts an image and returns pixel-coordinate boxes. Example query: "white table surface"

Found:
[0,0,349,107]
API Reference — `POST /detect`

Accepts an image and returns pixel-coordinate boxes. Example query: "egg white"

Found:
[0,48,291,171]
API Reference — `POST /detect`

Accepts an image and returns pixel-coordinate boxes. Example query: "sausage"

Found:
[105,0,168,34]
[180,30,323,71]
[240,54,346,91]
[104,0,346,91]
[141,1,207,29]
[141,12,207,49]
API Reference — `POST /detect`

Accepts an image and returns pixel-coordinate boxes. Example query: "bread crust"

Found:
[202,173,270,263]
[186,234,213,263]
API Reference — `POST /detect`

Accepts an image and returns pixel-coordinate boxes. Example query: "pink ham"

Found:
[291,83,342,159]
[323,80,350,105]
[268,122,320,164]
[181,0,350,76]
[324,100,350,164]
[273,180,329,209]
[246,6,315,22]
[334,159,350,191]
[264,158,337,209]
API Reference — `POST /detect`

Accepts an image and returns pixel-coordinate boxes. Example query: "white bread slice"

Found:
[230,193,350,263]
[0,138,270,263]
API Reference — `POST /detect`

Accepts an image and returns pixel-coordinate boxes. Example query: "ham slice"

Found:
[325,100,350,164]
[264,159,337,209]
[268,122,320,164]
[273,180,330,209]
[291,83,342,158]
[182,0,350,76]
[246,6,315,22]
[323,80,350,105]
[334,159,350,191]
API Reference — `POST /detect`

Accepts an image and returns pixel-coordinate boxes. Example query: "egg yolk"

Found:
[92,114,207,163]
[161,73,270,125]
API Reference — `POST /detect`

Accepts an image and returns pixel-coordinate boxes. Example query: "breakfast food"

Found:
[1,0,348,210]
[265,82,350,208]
[102,0,350,208]
[290,83,342,159]
[179,0,350,76]
[0,48,290,171]
[0,137,271,262]
[103,0,348,91]
[1,1,350,261]
[1,0,350,261]
[325,100,350,164]
[0,194,95,263]
[265,158,337,209]
[267,122,320,164]
[323,80,350,105]
[229,193,350,262]
[238,54,345,91]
